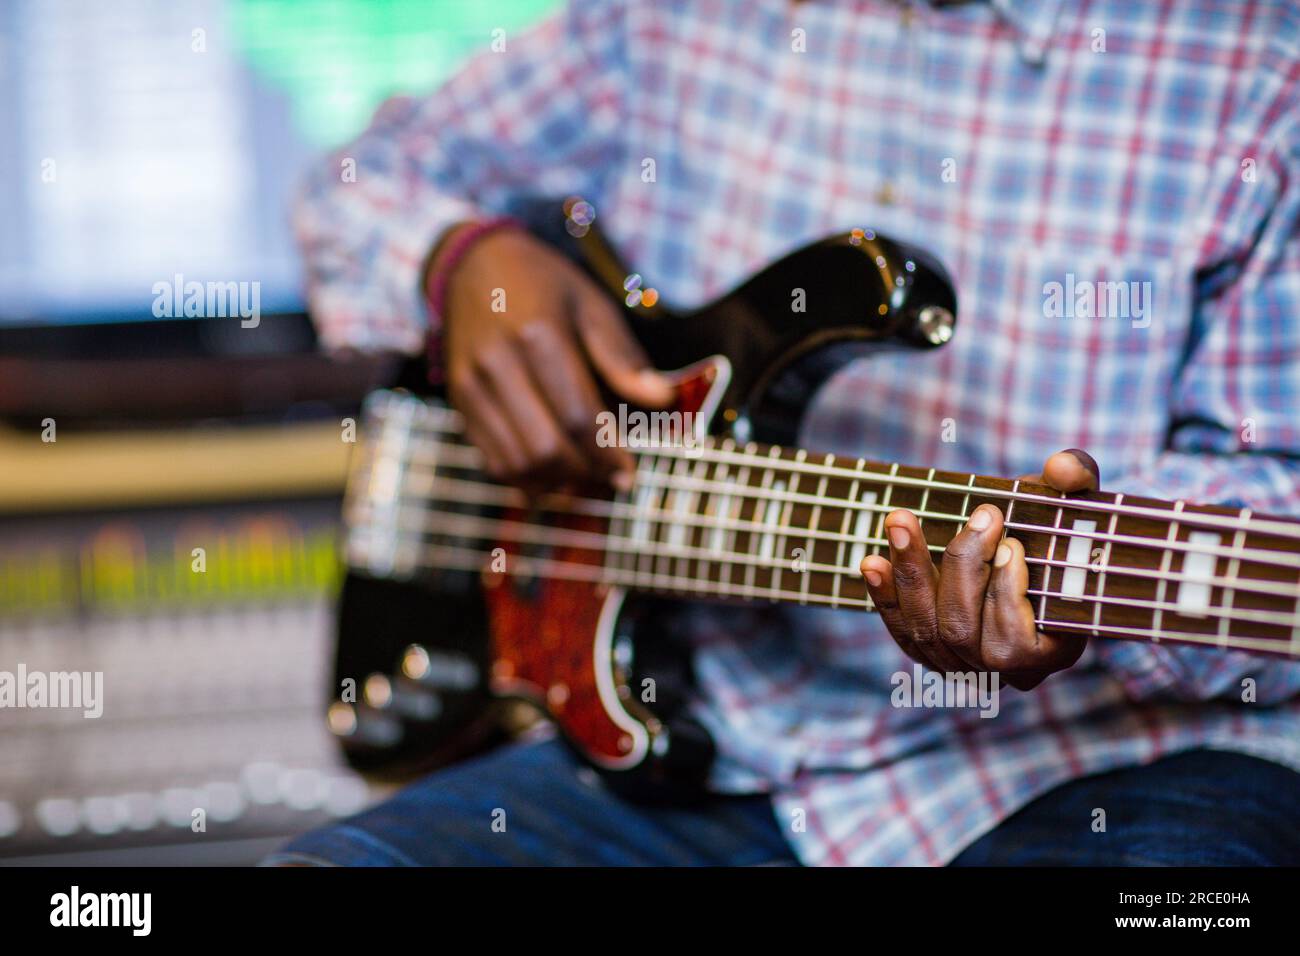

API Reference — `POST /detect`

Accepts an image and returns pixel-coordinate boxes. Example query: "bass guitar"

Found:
[329,198,1300,792]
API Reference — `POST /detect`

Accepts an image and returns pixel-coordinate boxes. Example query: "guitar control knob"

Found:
[328,701,402,747]
[401,644,479,690]
[917,305,955,345]
[364,673,393,708]
[393,678,443,721]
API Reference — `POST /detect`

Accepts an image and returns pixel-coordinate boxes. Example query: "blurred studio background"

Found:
[0,0,560,865]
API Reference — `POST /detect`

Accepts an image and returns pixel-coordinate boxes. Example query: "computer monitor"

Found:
[0,0,561,333]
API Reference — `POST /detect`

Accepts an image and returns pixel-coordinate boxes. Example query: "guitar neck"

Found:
[348,394,1300,661]
[615,442,1300,659]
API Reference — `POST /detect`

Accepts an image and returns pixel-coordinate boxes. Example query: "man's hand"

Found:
[859,449,1101,689]
[439,225,673,492]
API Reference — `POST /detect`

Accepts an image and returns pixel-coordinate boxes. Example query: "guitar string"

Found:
[1029,615,1290,652]
[368,473,1300,602]
[351,410,1300,629]
[381,440,1300,574]
[390,407,1300,541]
[372,507,1300,630]
[380,541,1295,657]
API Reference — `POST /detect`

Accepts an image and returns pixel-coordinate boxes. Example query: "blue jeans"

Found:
[266,742,1300,866]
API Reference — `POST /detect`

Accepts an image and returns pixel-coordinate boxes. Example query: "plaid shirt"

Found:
[296,0,1300,864]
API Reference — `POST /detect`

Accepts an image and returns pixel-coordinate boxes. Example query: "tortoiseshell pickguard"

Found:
[481,358,724,767]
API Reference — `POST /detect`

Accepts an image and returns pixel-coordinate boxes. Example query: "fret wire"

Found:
[1039,501,1067,622]
[688,456,711,587]
[918,466,937,535]
[1093,493,1122,637]
[1220,507,1249,649]
[763,446,787,598]
[663,452,692,583]
[395,413,1300,541]
[804,463,828,607]
[771,446,790,600]
[677,452,700,583]
[746,445,775,600]
[959,473,976,524]
[648,451,675,583]
[778,449,805,601]
[657,454,678,582]
[1003,477,1020,574]
[732,442,755,599]
[873,461,900,563]
[835,460,864,609]
[632,453,659,582]
[958,475,977,557]
[719,441,741,594]
[640,453,659,581]
[707,455,728,582]
[1151,501,1185,643]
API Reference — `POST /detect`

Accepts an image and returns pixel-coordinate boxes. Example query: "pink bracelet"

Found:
[424,216,522,385]
[424,216,524,323]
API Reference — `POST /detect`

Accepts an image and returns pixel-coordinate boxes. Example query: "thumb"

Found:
[573,292,675,408]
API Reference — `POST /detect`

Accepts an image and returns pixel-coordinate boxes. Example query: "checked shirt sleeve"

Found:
[291,0,630,353]
[1097,109,1300,705]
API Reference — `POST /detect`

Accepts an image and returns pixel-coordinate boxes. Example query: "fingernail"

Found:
[610,471,634,493]
[1064,448,1101,485]
[888,526,910,551]
[968,507,992,532]
[994,543,1013,567]
[864,569,883,588]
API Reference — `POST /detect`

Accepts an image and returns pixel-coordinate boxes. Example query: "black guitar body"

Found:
[330,199,957,794]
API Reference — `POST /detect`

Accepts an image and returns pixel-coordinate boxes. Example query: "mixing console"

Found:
[0,497,376,865]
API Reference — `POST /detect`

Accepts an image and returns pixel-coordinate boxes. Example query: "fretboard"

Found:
[347,392,1300,660]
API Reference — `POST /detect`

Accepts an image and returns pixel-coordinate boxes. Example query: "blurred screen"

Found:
[0,0,560,327]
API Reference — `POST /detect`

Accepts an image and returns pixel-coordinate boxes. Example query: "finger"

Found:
[882,510,968,673]
[1040,448,1100,494]
[934,503,1003,669]
[572,292,675,408]
[515,321,636,489]
[476,342,588,488]
[448,370,522,480]
[982,537,1086,689]
[861,555,943,670]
